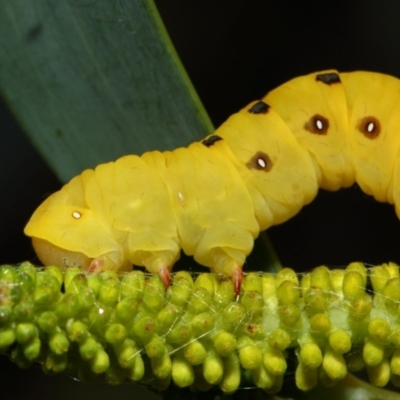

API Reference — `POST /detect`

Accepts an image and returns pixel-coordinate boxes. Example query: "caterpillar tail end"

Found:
[232,267,243,297]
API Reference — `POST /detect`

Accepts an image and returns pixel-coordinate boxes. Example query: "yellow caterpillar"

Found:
[24,69,400,294]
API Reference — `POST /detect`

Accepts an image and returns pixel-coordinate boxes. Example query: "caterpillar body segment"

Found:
[25,69,400,292]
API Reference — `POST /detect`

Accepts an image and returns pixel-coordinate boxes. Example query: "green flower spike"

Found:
[1,261,400,393]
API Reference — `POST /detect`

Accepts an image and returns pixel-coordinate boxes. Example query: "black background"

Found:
[2,1,400,399]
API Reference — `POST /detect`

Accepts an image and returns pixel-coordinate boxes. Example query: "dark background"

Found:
[2,0,400,399]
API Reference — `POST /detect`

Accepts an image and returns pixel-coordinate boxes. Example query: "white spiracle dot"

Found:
[316,119,324,130]
[257,158,267,169]
[367,122,375,133]
[72,211,82,219]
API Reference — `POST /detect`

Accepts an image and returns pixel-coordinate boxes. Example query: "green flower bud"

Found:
[237,337,261,370]
[329,330,351,354]
[37,311,58,334]
[220,352,241,393]
[191,312,215,338]
[367,358,391,387]
[346,262,367,286]
[299,342,323,369]
[384,262,399,278]
[310,313,331,333]
[66,319,88,343]
[214,280,235,308]
[45,266,63,287]
[120,271,144,299]
[86,273,103,297]
[105,323,127,346]
[0,328,15,349]
[193,273,217,295]
[126,353,145,382]
[368,318,390,344]
[278,304,301,327]
[156,304,181,335]
[363,339,384,366]
[115,297,140,323]
[151,354,172,379]
[213,330,237,357]
[132,315,158,344]
[79,336,99,360]
[252,364,275,390]
[295,362,318,392]
[166,321,192,345]
[276,267,299,287]
[304,286,327,316]
[310,266,332,291]
[240,290,263,318]
[186,287,212,314]
[23,337,41,360]
[263,348,287,376]
[15,322,38,344]
[261,273,277,304]
[330,270,345,294]
[64,268,83,293]
[322,346,347,380]
[390,349,400,375]
[90,348,110,374]
[267,329,291,351]
[34,270,61,307]
[166,271,193,307]
[276,280,300,305]
[203,348,223,385]
[183,339,207,365]
[98,275,120,306]
[370,265,390,293]
[381,278,400,310]
[13,300,34,321]
[221,302,246,331]
[15,272,35,295]
[342,271,365,299]
[17,262,37,286]
[115,339,139,368]
[145,335,167,359]
[172,355,194,387]
[49,331,70,355]
[348,293,372,321]
[243,272,263,293]
[56,293,81,320]
[142,275,166,313]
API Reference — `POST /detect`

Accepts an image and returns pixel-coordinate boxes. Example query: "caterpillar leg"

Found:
[232,266,243,297]
[158,266,171,288]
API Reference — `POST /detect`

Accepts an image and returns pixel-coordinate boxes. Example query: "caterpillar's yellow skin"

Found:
[24,70,400,293]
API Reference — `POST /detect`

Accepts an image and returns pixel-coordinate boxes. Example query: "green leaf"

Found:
[0,0,213,182]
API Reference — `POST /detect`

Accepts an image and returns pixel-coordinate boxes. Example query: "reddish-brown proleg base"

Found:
[88,258,103,273]
[232,267,243,297]
[159,267,171,288]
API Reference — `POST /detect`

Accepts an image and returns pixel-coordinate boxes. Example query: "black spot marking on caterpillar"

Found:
[316,72,341,85]
[202,135,223,147]
[358,116,381,139]
[246,151,273,171]
[248,101,270,114]
[304,114,329,135]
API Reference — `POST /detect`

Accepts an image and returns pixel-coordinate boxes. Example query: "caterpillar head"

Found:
[24,174,128,272]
